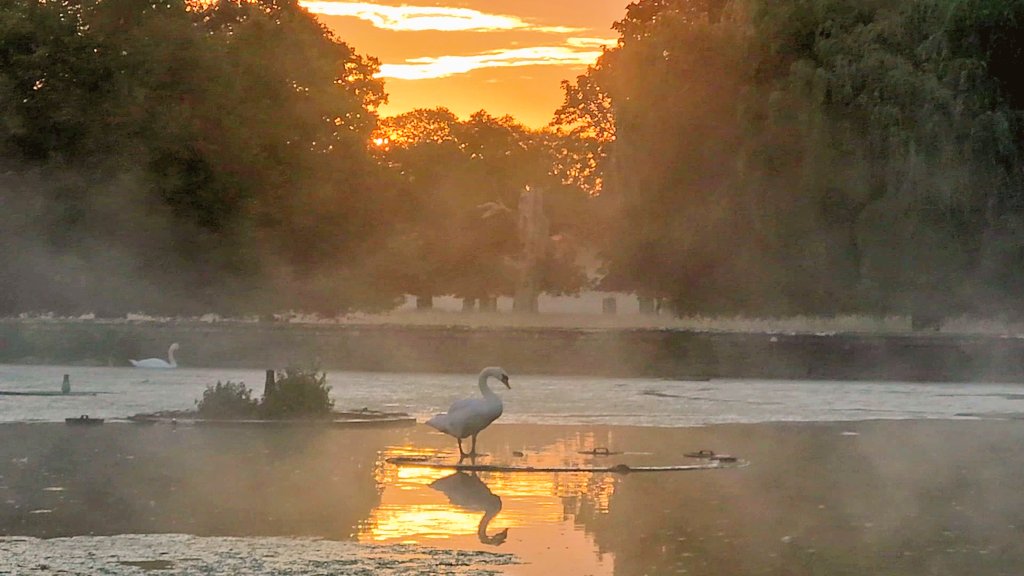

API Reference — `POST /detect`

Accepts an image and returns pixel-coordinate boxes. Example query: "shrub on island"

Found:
[259,367,334,419]
[194,367,334,419]
[196,381,258,418]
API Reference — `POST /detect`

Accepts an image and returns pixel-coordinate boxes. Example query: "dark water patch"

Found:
[936,393,1024,400]
[118,560,174,570]
[955,412,1024,420]
[641,389,683,398]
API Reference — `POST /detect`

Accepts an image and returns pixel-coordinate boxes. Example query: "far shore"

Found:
[4,317,1024,382]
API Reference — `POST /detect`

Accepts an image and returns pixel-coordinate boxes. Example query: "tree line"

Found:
[559,0,1024,317]
[2,0,1023,319]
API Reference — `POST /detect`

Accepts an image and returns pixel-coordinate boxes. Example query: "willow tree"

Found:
[557,0,1024,317]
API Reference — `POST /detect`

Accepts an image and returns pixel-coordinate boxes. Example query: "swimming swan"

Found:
[129,342,179,369]
[427,367,510,459]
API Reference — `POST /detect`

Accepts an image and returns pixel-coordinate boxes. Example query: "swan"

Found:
[129,342,179,369]
[426,366,510,459]
[430,471,509,545]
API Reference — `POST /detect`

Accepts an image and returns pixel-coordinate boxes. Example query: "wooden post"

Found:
[264,369,276,399]
[462,297,476,312]
[62,374,70,395]
[416,294,433,310]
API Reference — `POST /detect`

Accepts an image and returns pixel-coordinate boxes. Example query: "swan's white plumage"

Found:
[129,343,179,369]
[427,367,510,457]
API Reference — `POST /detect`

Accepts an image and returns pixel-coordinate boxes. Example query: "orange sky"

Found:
[300,1,626,128]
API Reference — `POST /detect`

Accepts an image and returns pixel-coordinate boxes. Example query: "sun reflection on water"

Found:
[360,432,621,544]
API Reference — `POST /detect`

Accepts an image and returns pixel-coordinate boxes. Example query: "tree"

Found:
[370,109,589,308]
[0,0,395,315]
[560,0,1024,317]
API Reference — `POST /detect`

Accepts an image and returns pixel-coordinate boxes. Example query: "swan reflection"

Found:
[429,471,509,546]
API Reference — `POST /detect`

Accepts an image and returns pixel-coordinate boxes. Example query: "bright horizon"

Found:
[300,0,626,128]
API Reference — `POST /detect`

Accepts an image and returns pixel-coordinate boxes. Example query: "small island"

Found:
[130,367,414,427]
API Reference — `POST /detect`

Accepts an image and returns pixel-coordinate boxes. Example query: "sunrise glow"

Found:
[301,0,624,127]
[299,1,580,33]
[377,45,606,80]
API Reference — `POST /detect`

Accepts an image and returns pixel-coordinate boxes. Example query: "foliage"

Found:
[370,109,590,304]
[196,381,258,419]
[7,0,1024,321]
[259,367,334,418]
[0,0,394,316]
[193,368,334,419]
[560,0,1024,317]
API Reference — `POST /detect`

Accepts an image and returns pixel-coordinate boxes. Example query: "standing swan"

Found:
[427,367,510,459]
[129,343,180,369]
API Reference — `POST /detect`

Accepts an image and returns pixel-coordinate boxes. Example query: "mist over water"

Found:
[1,365,1023,425]
[2,420,1023,576]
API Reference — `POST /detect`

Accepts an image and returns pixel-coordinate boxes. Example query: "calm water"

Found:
[2,422,1023,575]
[2,364,1024,575]
[1,364,1023,425]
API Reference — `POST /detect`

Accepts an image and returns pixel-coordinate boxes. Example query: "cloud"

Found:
[565,37,618,49]
[299,1,581,33]
[377,45,605,80]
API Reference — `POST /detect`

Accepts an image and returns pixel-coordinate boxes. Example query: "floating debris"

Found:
[65,415,104,426]
[387,456,741,474]
[684,449,737,463]
[578,447,620,456]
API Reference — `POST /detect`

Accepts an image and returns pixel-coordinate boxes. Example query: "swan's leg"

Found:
[457,437,466,458]
[469,433,479,457]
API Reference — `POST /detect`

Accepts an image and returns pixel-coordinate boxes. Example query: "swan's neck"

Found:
[478,499,502,540]
[478,373,497,399]
[168,346,177,367]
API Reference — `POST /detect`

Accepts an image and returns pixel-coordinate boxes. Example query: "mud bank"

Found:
[2,320,1024,381]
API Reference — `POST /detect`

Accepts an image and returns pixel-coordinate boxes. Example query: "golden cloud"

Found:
[565,37,618,49]
[377,45,606,80]
[299,1,581,33]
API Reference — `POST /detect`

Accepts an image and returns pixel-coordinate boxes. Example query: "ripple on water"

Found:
[0,534,518,575]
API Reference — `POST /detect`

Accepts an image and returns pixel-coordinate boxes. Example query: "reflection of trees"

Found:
[570,422,1024,576]
[0,426,399,539]
[430,472,509,546]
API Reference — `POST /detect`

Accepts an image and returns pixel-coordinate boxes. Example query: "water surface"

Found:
[1,421,1023,575]
[2,364,1023,425]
